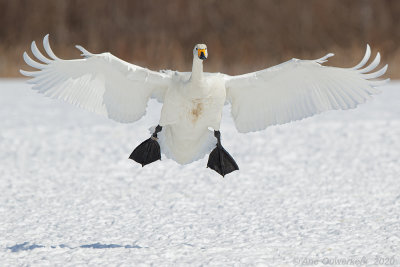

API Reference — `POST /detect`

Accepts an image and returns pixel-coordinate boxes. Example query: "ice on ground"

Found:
[0,80,399,265]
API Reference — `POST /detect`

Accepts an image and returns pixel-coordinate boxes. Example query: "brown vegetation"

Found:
[0,0,399,77]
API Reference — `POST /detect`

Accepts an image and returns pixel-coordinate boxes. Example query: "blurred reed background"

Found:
[0,0,399,77]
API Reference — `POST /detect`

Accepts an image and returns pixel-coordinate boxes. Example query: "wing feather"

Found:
[351,44,371,70]
[359,52,380,73]
[43,34,61,60]
[225,45,388,133]
[20,69,40,77]
[23,52,47,69]
[31,41,53,64]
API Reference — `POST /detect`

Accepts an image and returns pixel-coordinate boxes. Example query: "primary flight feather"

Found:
[21,35,388,176]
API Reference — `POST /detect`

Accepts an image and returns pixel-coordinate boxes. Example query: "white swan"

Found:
[21,35,389,176]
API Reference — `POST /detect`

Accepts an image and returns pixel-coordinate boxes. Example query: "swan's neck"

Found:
[190,57,203,82]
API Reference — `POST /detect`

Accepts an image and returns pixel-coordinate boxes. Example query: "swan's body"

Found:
[21,35,389,174]
[160,70,226,163]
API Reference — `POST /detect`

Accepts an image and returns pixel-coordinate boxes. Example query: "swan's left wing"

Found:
[224,45,389,133]
[21,34,171,123]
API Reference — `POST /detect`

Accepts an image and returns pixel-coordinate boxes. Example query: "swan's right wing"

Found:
[21,35,172,123]
[225,45,389,133]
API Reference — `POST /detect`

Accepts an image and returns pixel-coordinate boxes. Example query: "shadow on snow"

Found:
[7,242,142,252]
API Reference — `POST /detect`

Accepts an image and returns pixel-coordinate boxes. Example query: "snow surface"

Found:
[0,80,399,266]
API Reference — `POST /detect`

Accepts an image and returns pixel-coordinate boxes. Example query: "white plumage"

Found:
[21,35,388,167]
[225,48,388,133]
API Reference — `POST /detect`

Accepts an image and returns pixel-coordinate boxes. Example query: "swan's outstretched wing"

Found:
[21,34,171,123]
[224,45,389,133]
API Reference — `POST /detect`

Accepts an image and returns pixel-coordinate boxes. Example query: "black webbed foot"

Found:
[207,131,239,177]
[129,125,162,167]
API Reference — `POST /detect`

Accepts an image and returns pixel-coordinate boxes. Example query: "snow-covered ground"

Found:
[0,79,399,266]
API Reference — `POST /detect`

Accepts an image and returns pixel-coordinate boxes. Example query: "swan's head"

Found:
[194,44,207,60]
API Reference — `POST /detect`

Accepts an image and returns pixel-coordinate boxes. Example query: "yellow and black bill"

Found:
[198,49,207,60]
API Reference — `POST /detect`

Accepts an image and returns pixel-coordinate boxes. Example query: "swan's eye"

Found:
[196,48,198,50]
